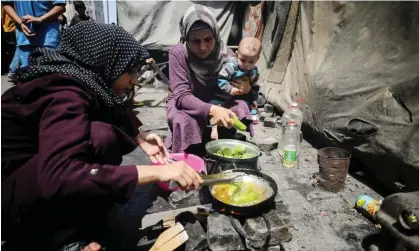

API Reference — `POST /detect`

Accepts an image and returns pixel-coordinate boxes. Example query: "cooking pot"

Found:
[205,139,262,172]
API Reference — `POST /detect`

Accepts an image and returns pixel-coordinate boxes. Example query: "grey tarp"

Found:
[117,1,235,50]
[261,1,419,192]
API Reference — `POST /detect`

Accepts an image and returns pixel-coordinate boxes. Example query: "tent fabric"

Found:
[261,1,419,192]
[117,1,236,51]
[259,1,292,68]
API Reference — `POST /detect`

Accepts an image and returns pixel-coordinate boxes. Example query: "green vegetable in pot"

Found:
[226,184,238,195]
[215,146,253,159]
[232,145,246,156]
[232,191,258,205]
[212,181,267,206]
[220,147,233,157]
[232,117,247,131]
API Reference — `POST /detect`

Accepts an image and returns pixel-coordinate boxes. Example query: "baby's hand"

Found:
[231,87,243,96]
[251,101,258,109]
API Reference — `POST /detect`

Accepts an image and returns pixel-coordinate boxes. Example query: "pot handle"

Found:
[203,157,217,163]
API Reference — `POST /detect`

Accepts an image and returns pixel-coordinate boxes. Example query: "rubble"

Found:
[146,196,175,214]
[259,137,279,152]
[267,246,283,251]
[169,190,201,208]
[264,104,275,113]
[184,220,207,251]
[260,111,273,122]
[264,117,279,128]
[243,210,292,249]
[207,213,245,251]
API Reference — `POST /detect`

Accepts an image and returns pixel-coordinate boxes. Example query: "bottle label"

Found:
[283,149,297,162]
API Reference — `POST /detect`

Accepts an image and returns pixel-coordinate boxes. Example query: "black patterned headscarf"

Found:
[179,4,230,86]
[20,22,150,118]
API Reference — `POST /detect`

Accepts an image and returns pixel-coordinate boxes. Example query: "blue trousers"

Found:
[18,44,57,70]
[8,30,21,74]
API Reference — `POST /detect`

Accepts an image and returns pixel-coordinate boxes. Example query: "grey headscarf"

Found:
[179,4,230,86]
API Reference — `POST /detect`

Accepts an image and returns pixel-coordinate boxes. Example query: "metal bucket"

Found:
[205,139,262,173]
[317,147,351,192]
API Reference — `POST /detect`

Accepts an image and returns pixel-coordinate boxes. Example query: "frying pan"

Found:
[207,168,278,215]
[207,168,278,245]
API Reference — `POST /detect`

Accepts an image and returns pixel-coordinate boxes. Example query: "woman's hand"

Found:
[157,161,203,191]
[209,105,236,128]
[137,132,170,164]
[136,162,203,191]
[231,77,251,95]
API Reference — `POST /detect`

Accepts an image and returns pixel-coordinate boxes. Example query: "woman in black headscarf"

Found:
[1,22,202,251]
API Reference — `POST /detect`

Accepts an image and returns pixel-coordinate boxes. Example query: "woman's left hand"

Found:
[138,132,170,164]
[231,77,252,94]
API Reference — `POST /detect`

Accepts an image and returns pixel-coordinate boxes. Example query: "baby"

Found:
[210,37,262,140]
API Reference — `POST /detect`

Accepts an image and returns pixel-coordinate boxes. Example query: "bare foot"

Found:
[82,242,101,251]
[211,125,219,140]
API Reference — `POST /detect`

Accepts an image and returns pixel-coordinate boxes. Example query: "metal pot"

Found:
[205,139,262,172]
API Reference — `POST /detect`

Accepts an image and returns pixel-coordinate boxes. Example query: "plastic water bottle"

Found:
[281,119,299,168]
[282,102,303,133]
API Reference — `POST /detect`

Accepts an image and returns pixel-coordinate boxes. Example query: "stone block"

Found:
[276,118,283,128]
[184,220,207,251]
[264,117,278,128]
[243,210,292,249]
[264,209,293,244]
[259,137,279,152]
[260,111,274,122]
[243,217,271,249]
[264,104,275,113]
[267,246,283,251]
[207,213,245,251]
[169,190,201,208]
[146,196,175,214]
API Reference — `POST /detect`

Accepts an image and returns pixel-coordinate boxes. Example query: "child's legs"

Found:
[18,44,57,70]
[9,47,21,74]
[19,46,34,69]
[9,30,22,74]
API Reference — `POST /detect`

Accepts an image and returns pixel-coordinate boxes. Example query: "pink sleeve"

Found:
[169,44,212,119]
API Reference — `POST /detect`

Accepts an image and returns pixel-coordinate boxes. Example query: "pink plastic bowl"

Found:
[152,153,206,191]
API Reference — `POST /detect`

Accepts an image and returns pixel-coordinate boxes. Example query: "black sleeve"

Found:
[69,16,78,26]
